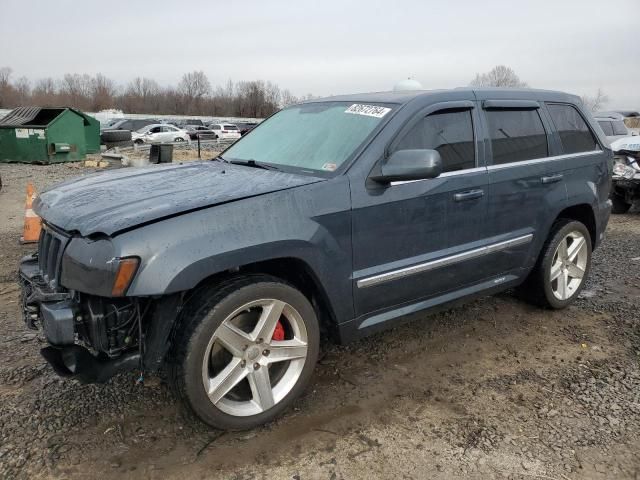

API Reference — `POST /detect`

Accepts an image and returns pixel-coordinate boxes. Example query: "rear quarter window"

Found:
[547,104,599,154]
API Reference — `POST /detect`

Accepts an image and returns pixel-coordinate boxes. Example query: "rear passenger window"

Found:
[485,109,548,165]
[547,104,599,154]
[395,109,475,172]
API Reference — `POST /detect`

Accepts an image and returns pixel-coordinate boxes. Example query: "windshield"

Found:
[222,101,394,173]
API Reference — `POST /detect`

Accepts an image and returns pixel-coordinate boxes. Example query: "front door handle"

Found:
[541,174,563,184]
[453,189,484,202]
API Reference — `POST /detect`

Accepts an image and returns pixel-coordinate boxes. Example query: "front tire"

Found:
[519,219,592,309]
[169,275,320,430]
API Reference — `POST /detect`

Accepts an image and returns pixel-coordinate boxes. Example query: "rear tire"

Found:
[168,275,320,430]
[518,219,592,309]
[610,192,631,214]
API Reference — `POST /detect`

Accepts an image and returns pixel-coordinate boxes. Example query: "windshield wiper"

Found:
[228,159,280,171]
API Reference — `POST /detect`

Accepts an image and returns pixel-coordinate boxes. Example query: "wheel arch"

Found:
[554,203,597,248]
[187,257,340,342]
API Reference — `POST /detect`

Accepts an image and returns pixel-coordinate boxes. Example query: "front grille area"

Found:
[37,225,69,289]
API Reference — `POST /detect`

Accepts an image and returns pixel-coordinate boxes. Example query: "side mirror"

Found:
[371,149,443,183]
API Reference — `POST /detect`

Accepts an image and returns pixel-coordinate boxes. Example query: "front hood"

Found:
[610,136,640,153]
[34,161,322,236]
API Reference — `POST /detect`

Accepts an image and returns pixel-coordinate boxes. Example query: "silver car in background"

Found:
[594,112,633,143]
[132,124,190,144]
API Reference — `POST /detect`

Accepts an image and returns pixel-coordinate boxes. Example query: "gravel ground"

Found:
[0,162,639,480]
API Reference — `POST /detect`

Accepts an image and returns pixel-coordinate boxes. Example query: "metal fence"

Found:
[115,135,237,159]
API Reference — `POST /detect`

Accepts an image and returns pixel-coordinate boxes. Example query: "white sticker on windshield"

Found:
[322,163,337,172]
[345,104,391,118]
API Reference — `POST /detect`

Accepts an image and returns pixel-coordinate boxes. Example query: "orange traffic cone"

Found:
[19,183,42,244]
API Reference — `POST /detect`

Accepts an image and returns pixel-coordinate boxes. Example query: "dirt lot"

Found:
[0,162,639,480]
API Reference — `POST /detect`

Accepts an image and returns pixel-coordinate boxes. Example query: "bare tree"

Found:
[0,67,14,107]
[580,88,610,112]
[177,71,211,114]
[33,78,56,96]
[265,81,281,109]
[0,67,11,88]
[470,65,528,88]
[127,77,160,98]
[90,73,117,110]
[121,77,161,113]
[14,76,30,104]
[280,89,298,107]
[59,73,93,109]
[32,78,57,107]
[179,71,211,98]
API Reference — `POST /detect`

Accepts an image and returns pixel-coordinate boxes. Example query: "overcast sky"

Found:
[1,0,638,108]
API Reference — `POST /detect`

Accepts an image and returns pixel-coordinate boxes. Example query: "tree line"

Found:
[0,67,312,117]
[0,64,611,117]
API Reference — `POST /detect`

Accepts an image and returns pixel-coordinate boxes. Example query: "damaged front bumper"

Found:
[19,254,141,383]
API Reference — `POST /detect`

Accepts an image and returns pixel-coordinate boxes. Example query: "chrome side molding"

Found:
[356,234,533,289]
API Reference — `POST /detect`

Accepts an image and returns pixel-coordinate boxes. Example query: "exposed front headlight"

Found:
[61,237,140,297]
[612,157,637,179]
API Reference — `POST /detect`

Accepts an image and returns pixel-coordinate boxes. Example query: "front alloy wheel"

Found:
[169,275,319,430]
[202,299,309,416]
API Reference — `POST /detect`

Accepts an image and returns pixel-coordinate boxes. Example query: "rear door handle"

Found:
[541,174,563,184]
[453,189,484,202]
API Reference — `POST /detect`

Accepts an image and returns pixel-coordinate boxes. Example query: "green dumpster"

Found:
[0,107,100,163]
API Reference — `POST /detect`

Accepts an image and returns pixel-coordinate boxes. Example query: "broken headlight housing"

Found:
[612,155,640,179]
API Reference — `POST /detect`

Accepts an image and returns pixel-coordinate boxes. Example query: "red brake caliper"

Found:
[272,321,285,341]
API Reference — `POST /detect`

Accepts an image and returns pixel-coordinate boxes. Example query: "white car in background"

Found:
[208,123,241,140]
[594,112,632,143]
[132,124,190,144]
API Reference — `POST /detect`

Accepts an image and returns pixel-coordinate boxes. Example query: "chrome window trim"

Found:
[389,150,602,186]
[356,234,533,289]
[390,167,487,186]
[486,150,602,171]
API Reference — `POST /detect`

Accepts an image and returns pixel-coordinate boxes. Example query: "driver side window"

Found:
[394,109,476,173]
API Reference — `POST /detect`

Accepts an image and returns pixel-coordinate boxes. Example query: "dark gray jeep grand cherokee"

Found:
[20,88,612,429]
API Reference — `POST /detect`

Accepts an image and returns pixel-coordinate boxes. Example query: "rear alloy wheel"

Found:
[174,137,185,142]
[170,276,319,429]
[519,219,592,309]
[549,230,589,301]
